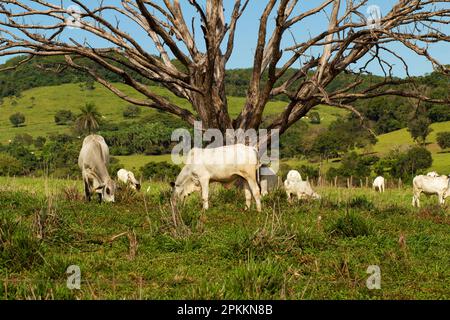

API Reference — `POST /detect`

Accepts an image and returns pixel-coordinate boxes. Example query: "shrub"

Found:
[328,212,371,238]
[54,109,75,125]
[13,133,34,146]
[436,131,450,150]
[34,136,47,149]
[348,196,375,211]
[123,105,141,118]
[309,111,321,124]
[0,153,22,176]
[140,161,180,181]
[9,112,25,127]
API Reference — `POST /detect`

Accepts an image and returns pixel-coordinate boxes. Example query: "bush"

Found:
[0,153,22,176]
[123,105,141,118]
[54,109,75,125]
[309,111,321,124]
[9,112,25,127]
[34,136,47,149]
[13,133,34,146]
[140,161,180,181]
[436,131,450,150]
[348,196,375,211]
[328,212,371,238]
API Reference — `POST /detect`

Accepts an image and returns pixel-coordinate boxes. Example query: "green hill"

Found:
[0,82,345,143]
[373,121,450,173]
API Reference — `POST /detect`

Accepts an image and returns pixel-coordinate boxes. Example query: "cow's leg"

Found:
[438,193,444,205]
[200,178,210,210]
[413,191,421,208]
[243,181,252,210]
[97,192,102,203]
[84,180,91,202]
[246,178,261,212]
[286,191,292,203]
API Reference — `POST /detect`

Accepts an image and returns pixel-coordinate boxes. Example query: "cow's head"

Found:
[170,167,200,204]
[102,178,116,202]
[85,169,116,202]
[127,171,141,190]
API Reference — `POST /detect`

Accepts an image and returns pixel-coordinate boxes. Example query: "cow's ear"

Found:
[170,181,175,188]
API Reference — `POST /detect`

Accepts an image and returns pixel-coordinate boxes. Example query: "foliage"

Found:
[0,153,22,176]
[54,109,75,125]
[34,136,47,149]
[308,111,321,124]
[382,146,433,180]
[9,112,26,127]
[41,134,81,177]
[407,115,432,145]
[140,161,179,181]
[3,142,38,174]
[436,132,450,150]
[123,105,141,118]
[74,102,102,135]
[101,122,180,156]
[13,133,34,146]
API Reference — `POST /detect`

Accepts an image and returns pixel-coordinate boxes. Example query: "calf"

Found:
[372,176,385,193]
[284,171,320,202]
[117,169,141,190]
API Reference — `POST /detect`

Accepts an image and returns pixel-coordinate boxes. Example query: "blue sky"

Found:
[1,0,449,77]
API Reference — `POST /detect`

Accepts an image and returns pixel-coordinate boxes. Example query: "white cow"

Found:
[412,175,450,207]
[284,171,320,202]
[117,169,141,190]
[259,166,279,196]
[171,144,262,212]
[78,134,116,202]
[372,176,385,193]
[426,171,439,177]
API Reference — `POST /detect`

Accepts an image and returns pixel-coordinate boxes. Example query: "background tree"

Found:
[407,115,433,145]
[0,1,449,140]
[9,112,25,127]
[436,132,450,150]
[55,110,76,125]
[75,103,102,135]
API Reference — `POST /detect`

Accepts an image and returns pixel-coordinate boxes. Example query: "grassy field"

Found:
[0,83,344,143]
[0,176,448,300]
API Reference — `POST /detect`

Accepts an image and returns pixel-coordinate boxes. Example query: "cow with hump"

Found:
[78,134,116,202]
[171,144,262,212]
[412,174,450,207]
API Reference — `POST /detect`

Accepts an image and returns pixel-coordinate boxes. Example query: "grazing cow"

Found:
[426,171,439,177]
[78,134,116,202]
[171,144,262,212]
[412,175,450,207]
[373,176,385,193]
[259,166,279,196]
[284,171,320,202]
[117,169,141,190]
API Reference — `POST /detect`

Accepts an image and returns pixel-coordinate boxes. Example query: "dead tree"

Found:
[0,1,448,135]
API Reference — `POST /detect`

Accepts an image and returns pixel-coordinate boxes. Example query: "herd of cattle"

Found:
[78,134,449,210]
